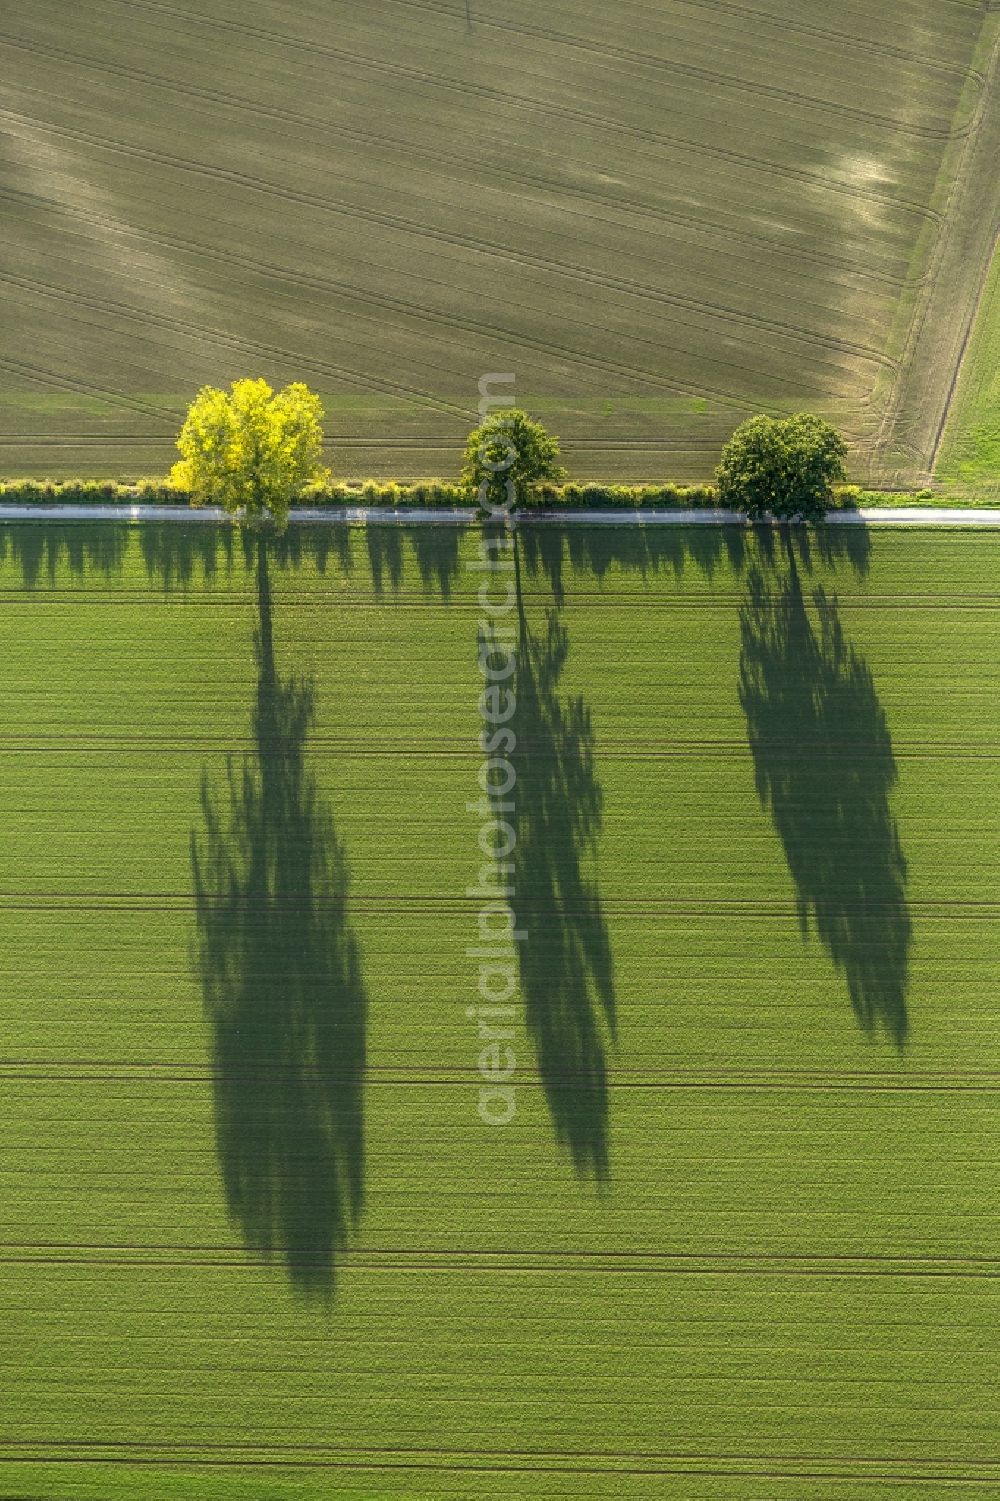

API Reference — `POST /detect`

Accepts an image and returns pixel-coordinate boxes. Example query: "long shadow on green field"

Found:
[141,522,462,598]
[0,520,236,590]
[518,521,750,604]
[364,524,463,599]
[518,518,871,602]
[141,524,357,591]
[510,535,616,1179]
[139,524,239,588]
[0,517,461,600]
[142,522,463,599]
[738,534,909,1047]
[191,535,367,1297]
[507,522,874,1167]
[519,520,898,1046]
[0,521,130,586]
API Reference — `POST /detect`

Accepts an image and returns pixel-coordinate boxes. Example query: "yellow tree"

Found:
[171,379,328,528]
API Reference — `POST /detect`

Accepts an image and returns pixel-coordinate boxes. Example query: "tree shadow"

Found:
[788,520,871,578]
[506,519,876,1161]
[0,517,462,600]
[510,538,616,1179]
[408,526,464,599]
[738,536,909,1046]
[139,524,237,589]
[269,524,354,580]
[363,525,463,600]
[0,521,130,586]
[365,525,405,596]
[518,519,871,603]
[518,522,750,604]
[191,535,367,1297]
[141,523,356,592]
[140,522,461,599]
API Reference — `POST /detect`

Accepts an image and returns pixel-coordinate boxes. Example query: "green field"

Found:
[1,0,999,486]
[937,239,1000,498]
[1,518,999,1498]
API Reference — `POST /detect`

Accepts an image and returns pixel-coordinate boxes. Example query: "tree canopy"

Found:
[462,409,565,514]
[716,413,848,522]
[171,379,328,528]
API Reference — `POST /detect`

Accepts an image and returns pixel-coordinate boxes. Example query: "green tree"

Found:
[171,379,328,528]
[462,409,565,514]
[716,413,848,522]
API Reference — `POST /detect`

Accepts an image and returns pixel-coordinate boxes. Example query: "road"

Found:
[0,504,999,526]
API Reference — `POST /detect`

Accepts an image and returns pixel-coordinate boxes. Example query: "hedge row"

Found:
[0,479,191,505]
[0,478,469,507]
[313,480,723,508]
[0,478,920,511]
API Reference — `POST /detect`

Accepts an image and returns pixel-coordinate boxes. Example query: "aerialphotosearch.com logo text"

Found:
[466,373,522,1126]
